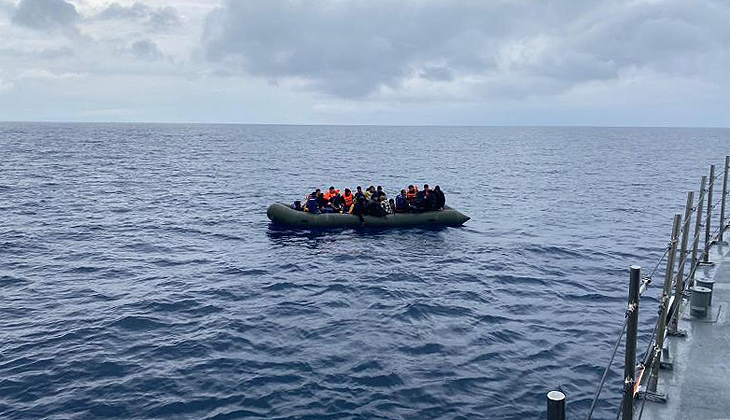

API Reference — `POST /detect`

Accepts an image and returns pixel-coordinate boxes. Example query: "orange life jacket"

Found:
[406,187,418,202]
[323,189,339,201]
[343,192,354,207]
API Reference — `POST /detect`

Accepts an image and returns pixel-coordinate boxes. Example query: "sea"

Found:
[1,123,728,420]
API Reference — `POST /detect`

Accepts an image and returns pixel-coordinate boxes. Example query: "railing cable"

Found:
[585,318,628,420]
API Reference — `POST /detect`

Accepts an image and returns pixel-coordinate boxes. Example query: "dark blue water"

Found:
[1,123,728,420]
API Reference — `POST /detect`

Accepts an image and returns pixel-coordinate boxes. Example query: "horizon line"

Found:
[1,120,729,130]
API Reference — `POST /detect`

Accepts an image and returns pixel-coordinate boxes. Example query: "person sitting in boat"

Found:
[350,194,366,223]
[304,191,321,214]
[331,191,346,213]
[405,185,418,204]
[354,186,365,201]
[342,188,354,212]
[364,185,375,201]
[387,198,396,215]
[412,184,431,212]
[323,186,339,201]
[395,189,409,213]
[432,185,446,210]
[316,191,327,208]
[373,186,386,200]
[365,195,386,217]
[379,195,393,215]
[427,187,439,210]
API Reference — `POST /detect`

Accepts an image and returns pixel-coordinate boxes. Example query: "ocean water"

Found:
[1,123,728,420]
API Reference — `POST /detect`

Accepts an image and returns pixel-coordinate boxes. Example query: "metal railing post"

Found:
[703,165,715,263]
[623,265,641,420]
[720,156,729,243]
[690,176,706,284]
[646,214,681,400]
[546,391,565,420]
[669,191,693,336]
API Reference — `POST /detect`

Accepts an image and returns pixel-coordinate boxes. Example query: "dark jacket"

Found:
[306,196,320,213]
[365,198,386,217]
[414,190,428,208]
[426,191,438,210]
[395,194,408,212]
[434,189,446,209]
[332,194,345,209]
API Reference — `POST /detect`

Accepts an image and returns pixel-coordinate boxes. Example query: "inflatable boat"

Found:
[267,203,470,228]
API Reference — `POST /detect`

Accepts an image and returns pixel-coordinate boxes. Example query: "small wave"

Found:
[108,315,166,331]
[310,284,355,296]
[151,258,210,267]
[484,329,524,344]
[523,244,588,259]
[351,360,383,372]
[490,274,549,286]
[398,343,445,355]
[351,372,403,388]
[0,275,29,287]
[278,263,303,272]
[377,271,427,284]
[264,282,300,291]
[65,265,104,274]
[218,266,269,276]
[398,302,474,321]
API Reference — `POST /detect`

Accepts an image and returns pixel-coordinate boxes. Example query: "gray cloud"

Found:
[420,66,453,82]
[0,0,15,14]
[202,0,730,99]
[12,0,79,30]
[202,0,518,97]
[96,2,181,30]
[0,45,75,60]
[38,46,75,59]
[130,39,163,60]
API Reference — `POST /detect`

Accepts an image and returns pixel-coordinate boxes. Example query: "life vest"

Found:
[343,192,354,207]
[323,189,340,201]
[406,187,418,202]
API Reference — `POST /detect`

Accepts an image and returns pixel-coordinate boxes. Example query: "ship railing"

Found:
[546,155,730,420]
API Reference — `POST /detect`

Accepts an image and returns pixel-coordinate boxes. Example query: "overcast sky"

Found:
[0,0,728,126]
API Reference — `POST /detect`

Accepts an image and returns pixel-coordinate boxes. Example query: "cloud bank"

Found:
[95,2,180,30]
[12,0,78,29]
[0,0,728,125]
[202,0,730,102]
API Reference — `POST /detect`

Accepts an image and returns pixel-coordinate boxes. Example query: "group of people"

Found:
[293,184,446,219]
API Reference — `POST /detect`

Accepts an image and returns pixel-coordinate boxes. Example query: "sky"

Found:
[0,0,728,126]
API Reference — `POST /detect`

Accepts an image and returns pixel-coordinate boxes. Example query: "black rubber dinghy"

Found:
[267,203,470,228]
